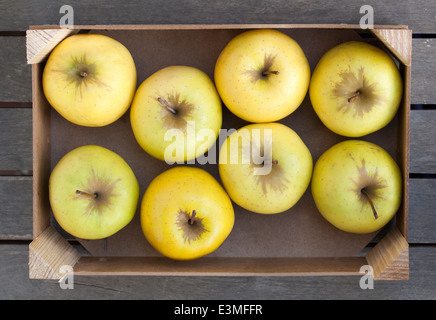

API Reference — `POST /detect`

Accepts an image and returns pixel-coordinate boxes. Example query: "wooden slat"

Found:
[0,1,436,33]
[0,176,32,240]
[1,36,435,104]
[409,179,436,243]
[0,243,434,298]
[411,38,435,104]
[3,83,431,177]
[1,177,431,243]
[410,110,436,173]
[0,108,32,172]
[0,37,31,102]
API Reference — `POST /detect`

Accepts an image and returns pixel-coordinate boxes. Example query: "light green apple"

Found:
[218,122,313,214]
[311,140,402,234]
[130,65,222,163]
[309,41,403,137]
[49,145,139,240]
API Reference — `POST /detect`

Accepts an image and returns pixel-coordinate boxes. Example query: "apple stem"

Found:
[79,71,88,78]
[189,210,197,225]
[157,97,178,115]
[361,188,379,220]
[348,90,361,103]
[262,70,279,76]
[76,190,97,199]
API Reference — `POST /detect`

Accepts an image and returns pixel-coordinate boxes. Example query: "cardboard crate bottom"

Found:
[28,24,411,280]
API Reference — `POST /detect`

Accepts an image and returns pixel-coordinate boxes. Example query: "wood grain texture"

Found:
[411,38,435,104]
[410,110,436,173]
[366,227,409,280]
[409,179,436,243]
[0,176,32,240]
[26,29,76,64]
[29,226,81,279]
[0,108,32,172]
[0,0,436,33]
[0,244,435,299]
[0,37,31,102]
[371,29,412,66]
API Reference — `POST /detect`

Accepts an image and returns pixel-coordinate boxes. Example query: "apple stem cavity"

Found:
[157,97,178,115]
[347,90,361,103]
[361,188,379,220]
[76,189,98,199]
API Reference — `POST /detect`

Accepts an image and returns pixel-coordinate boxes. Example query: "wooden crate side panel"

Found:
[74,256,367,277]
[28,25,411,279]
[32,63,52,238]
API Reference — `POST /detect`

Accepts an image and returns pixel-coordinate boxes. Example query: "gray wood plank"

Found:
[0,0,435,33]
[0,37,32,102]
[2,108,433,176]
[412,38,435,105]
[0,175,433,243]
[0,108,32,172]
[0,36,434,105]
[0,243,435,299]
[410,110,436,173]
[409,179,436,244]
[0,176,32,240]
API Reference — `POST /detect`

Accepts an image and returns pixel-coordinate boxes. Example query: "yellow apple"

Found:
[214,28,310,123]
[218,122,313,214]
[311,140,402,234]
[309,41,403,137]
[130,66,222,163]
[49,145,139,240]
[43,34,137,127]
[140,166,234,260]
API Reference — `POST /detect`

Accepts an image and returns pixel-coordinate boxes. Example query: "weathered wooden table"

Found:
[0,1,435,300]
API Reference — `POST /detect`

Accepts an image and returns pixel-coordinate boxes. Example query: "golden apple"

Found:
[309,41,403,137]
[311,140,402,234]
[140,166,234,260]
[43,34,137,127]
[130,66,222,163]
[214,28,310,123]
[218,122,313,214]
[49,145,139,240]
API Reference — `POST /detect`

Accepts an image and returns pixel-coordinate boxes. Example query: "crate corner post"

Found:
[370,27,412,67]
[29,226,81,280]
[26,28,76,65]
[365,226,409,280]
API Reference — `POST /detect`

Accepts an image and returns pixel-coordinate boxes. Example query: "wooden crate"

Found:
[27,24,410,280]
